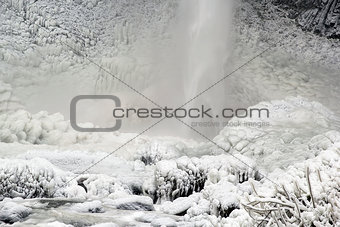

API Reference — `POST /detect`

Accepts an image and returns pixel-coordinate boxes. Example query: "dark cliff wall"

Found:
[273,0,340,38]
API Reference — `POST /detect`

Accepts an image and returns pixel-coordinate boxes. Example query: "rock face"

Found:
[273,0,340,38]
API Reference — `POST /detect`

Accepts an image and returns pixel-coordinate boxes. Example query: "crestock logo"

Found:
[70,95,270,132]
[70,95,122,132]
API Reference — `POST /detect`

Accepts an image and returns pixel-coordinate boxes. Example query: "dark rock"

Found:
[273,0,340,38]
[0,202,31,224]
[77,177,88,193]
[116,201,154,211]
[111,196,155,211]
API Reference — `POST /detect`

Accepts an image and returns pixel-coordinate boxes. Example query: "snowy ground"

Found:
[1,0,340,226]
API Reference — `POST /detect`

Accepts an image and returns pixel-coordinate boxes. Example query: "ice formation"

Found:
[0,110,86,145]
[213,96,340,170]
[152,153,259,203]
[0,158,69,199]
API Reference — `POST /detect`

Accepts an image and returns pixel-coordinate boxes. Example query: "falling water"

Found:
[177,0,233,104]
[145,0,234,138]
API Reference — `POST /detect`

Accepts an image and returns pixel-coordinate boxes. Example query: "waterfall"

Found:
[82,0,235,138]
[144,0,234,138]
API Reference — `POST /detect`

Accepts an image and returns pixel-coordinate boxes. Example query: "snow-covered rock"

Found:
[76,174,130,199]
[70,200,104,213]
[151,217,177,227]
[105,195,154,211]
[159,194,200,215]
[0,199,31,224]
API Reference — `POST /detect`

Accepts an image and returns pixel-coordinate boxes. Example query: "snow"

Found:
[105,195,154,211]
[159,194,199,215]
[91,223,119,227]
[0,158,70,199]
[0,110,85,145]
[70,200,104,213]
[153,153,258,203]
[150,217,177,227]
[0,199,31,224]
[213,96,340,171]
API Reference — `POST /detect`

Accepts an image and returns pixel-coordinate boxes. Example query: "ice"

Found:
[105,195,154,211]
[0,110,83,145]
[0,158,70,199]
[135,139,187,165]
[70,200,104,213]
[213,96,340,170]
[150,217,176,227]
[203,181,240,217]
[152,154,258,203]
[38,222,73,227]
[159,194,200,215]
[91,223,119,227]
[241,146,340,226]
[0,199,31,224]
[76,174,130,198]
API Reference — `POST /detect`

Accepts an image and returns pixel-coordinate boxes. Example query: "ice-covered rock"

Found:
[76,174,130,198]
[151,217,177,227]
[70,200,104,213]
[91,223,119,227]
[37,222,73,227]
[203,181,240,218]
[105,195,154,211]
[0,200,31,224]
[159,194,200,215]
[273,0,340,39]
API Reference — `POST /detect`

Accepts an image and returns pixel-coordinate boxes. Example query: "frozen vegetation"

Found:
[0,0,340,226]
